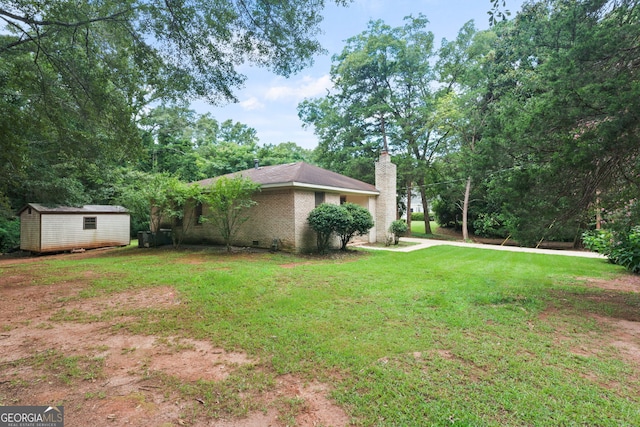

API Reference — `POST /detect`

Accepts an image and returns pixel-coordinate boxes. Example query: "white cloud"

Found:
[265,75,332,101]
[239,96,265,111]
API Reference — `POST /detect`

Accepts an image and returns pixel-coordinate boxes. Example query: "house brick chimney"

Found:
[375,152,397,244]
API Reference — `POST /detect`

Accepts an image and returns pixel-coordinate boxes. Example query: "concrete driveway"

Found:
[361,237,605,259]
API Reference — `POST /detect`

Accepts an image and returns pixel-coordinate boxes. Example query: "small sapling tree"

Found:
[201,176,260,252]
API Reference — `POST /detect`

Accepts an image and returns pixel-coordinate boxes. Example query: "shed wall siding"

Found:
[39,214,130,252]
[20,209,41,252]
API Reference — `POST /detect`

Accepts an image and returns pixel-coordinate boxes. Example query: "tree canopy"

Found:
[302,0,640,247]
[0,0,347,208]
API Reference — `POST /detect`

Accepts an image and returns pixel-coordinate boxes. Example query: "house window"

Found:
[83,217,97,230]
[28,208,32,214]
[340,196,347,205]
[315,192,325,207]
[194,202,203,225]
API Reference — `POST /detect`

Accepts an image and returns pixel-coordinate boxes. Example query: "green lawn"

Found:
[4,245,639,426]
[409,220,454,239]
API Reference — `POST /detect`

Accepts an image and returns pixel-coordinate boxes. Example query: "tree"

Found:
[140,106,201,181]
[435,23,496,240]
[0,0,350,206]
[389,220,408,245]
[196,120,260,177]
[299,96,380,184]
[135,173,187,245]
[201,176,260,252]
[473,0,640,245]
[256,142,313,166]
[300,16,451,234]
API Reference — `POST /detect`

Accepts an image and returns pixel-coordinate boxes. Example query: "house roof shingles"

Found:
[19,204,129,214]
[195,162,379,195]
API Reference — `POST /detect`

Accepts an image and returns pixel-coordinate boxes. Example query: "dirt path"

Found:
[0,259,350,427]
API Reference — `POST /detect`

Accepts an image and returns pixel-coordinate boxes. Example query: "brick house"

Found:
[181,153,397,252]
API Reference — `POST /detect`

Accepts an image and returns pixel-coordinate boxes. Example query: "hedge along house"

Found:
[19,204,130,253]
[182,153,397,253]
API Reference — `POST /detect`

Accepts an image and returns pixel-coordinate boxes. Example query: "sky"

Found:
[192,0,525,150]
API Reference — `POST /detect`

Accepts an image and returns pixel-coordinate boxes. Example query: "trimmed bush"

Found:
[307,203,351,254]
[337,203,374,250]
[410,212,425,221]
[307,203,374,253]
[389,220,408,245]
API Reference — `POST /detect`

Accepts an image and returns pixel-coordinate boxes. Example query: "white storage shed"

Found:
[19,204,130,253]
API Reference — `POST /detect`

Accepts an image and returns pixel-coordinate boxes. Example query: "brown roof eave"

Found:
[261,182,379,196]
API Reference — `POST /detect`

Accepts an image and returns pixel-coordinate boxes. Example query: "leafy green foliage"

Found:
[300,16,448,231]
[389,220,407,245]
[307,203,351,254]
[307,203,373,252]
[0,0,344,209]
[475,0,640,243]
[410,212,425,222]
[337,203,374,250]
[0,216,20,252]
[583,200,640,273]
[583,228,640,274]
[201,176,261,252]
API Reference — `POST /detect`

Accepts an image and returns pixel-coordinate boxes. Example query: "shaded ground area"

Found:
[0,255,349,427]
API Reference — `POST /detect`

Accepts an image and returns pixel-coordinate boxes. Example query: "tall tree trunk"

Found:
[406,182,412,233]
[462,176,471,241]
[595,190,602,230]
[417,177,432,235]
[380,114,389,153]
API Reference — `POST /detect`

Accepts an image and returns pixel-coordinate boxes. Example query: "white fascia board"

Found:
[261,182,379,196]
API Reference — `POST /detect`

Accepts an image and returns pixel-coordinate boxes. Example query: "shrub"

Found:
[389,220,408,245]
[473,213,509,238]
[307,203,350,254]
[410,212,425,221]
[337,203,374,250]
[583,227,640,273]
[0,216,20,253]
[307,203,374,253]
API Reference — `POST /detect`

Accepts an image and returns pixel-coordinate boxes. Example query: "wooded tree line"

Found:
[1,0,637,252]
[0,0,332,249]
[299,0,640,247]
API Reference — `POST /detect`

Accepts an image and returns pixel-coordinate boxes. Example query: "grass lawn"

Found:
[2,245,639,426]
[409,221,455,239]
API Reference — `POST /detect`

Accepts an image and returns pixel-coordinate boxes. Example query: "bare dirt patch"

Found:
[540,275,640,370]
[0,259,350,427]
[578,274,640,293]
